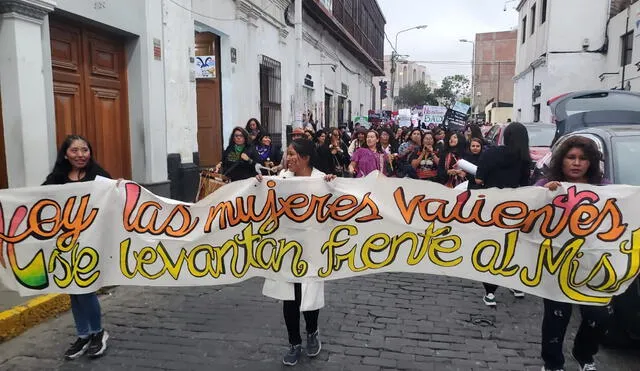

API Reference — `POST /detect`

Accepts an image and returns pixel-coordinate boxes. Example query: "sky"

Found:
[377,0,519,84]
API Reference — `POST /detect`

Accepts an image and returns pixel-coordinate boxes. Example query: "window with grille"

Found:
[621,31,633,66]
[259,55,282,146]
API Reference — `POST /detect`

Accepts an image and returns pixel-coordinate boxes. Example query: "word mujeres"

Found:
[122,181,382,237]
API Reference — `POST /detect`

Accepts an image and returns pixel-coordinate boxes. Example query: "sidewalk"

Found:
[1,273,639,370]
[0,283,25,312]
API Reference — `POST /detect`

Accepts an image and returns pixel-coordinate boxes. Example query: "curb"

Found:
[0,294,70,342]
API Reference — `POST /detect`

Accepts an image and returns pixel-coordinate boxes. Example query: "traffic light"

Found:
[379,80,388,100]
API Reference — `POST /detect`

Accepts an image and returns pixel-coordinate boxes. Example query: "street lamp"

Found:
[390,25,428,110]
[460,39,476,116]
[503,0,517,11]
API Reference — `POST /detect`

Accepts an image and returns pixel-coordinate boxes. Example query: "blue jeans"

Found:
[70,293,102,338]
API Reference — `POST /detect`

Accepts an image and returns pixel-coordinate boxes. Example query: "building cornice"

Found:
[236,0,287,29]
[513,55,546,81]
[0,0,55,19]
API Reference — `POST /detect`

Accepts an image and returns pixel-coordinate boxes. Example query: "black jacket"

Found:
[221,145,261,181]
[476,146,530,189]
[43,163,111,185]
[316,142,350,176]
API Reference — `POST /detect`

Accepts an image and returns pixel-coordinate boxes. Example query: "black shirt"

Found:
[43,164,111,185]
[476,146,530,189]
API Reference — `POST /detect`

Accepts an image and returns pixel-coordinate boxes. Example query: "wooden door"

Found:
[49,18,131,179]
[0,91,7,189]
[195,32,223,167]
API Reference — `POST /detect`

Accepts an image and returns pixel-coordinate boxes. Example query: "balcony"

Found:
[304,0,385,76]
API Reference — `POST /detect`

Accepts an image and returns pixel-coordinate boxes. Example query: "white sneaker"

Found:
[483,293,496,306]
[510,289,525,298]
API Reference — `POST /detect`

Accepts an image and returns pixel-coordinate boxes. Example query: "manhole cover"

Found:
[469,314,495,327]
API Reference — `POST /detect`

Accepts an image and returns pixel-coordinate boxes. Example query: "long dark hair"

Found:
[548,136,603,184]
[227,127,250,148]
[364,129,384,153]
[44,135,104,184]
[245,118,262,133]
[378,127,398,152]
[468,124,483,141]
[503,122,530,162]
[407,128,422,146]
[444,131,465,154]
[289,138,317,168]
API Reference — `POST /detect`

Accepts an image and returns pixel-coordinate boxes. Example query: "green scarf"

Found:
[234,145,245,153]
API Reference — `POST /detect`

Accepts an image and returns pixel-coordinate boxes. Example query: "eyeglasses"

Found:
[233,134,244,138]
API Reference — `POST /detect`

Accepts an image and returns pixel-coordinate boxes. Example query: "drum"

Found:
[195,169,230,202]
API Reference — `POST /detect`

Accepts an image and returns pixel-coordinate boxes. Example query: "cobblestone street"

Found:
[1,273,639,371]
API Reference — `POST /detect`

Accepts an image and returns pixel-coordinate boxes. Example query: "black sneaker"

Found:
[283,344,302,366]
[572,349,597,371]
[306,330,321,357]
[64,337,91,360]
[86,330,109,358]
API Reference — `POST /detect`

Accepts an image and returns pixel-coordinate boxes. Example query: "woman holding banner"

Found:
[256,138,336,366]
[475,122,530,306]
[43,135,110,360]
[536,136,610,371]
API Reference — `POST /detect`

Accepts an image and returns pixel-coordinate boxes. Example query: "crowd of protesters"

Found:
[216,117,509,188]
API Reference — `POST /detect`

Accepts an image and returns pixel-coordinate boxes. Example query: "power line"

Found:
[167,0,238,22]
[384,32,398,54]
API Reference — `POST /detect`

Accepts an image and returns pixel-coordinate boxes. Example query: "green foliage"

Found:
[435,74,471,107]
[394,81,438,107]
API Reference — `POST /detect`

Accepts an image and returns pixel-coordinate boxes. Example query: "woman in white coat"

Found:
[256,138,336,366]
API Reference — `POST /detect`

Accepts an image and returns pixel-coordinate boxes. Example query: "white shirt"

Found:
[261,168,326,311]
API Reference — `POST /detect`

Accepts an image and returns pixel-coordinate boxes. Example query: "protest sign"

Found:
[1,175,639,306]
[421,106,447,126]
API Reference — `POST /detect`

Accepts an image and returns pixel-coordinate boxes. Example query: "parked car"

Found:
[547,90,640,143]
[535,125,640,348]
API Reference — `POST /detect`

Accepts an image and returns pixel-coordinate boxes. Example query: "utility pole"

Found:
[390,52,397,111]
[496,61,501,110]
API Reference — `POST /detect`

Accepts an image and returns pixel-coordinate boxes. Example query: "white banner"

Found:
[1,174,639,305]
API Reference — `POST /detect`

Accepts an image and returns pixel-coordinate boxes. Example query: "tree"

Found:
[394,81,438,108]
[435,74,470,107]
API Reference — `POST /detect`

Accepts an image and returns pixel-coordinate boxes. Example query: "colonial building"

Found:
[472,30,517,123]
[600,0,640,91]
[512,0,629,123]
[0,0,385,199]
[372,56,435,110]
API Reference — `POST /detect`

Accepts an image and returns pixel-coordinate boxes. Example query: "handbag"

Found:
[195,170,231,201]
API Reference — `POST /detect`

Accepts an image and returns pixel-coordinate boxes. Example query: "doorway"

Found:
[195,32,223,167]
[337,96,346,126]
[49,17,132,179]
[324,93,332,128]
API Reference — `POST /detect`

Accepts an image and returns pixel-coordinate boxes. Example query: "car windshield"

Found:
[612,136,640,185]
[526,125,555,147]
[565,92,640,117]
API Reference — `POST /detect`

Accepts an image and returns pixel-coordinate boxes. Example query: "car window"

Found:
[485,125,498,140]
[612,136,640,186]
[564,92,640,117]
[527,126,555,147]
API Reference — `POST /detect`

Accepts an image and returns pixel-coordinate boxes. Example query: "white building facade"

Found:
[513,0,611,123]
[600,0,640,91]
[0,0,384,199]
